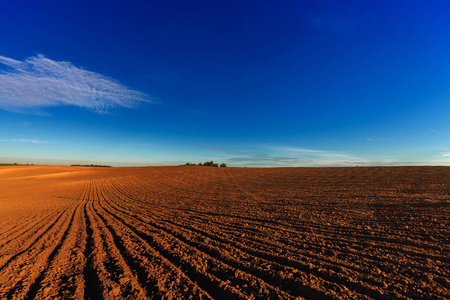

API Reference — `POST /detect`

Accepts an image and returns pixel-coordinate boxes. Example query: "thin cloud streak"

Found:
[0,55,151,114]
[1,139,50,144]
[200,144,369,167]
[197,145,235,150]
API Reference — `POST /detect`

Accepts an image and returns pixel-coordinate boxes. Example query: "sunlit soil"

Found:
[0,165,448,299]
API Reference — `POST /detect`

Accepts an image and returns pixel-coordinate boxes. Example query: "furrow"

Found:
[97,190,304,298]
[92,199,241,300]
[22,202,81,300]
[88,179,150,299]
[83,200,105,300]
[0,203,75,273]
[100,195,355,299]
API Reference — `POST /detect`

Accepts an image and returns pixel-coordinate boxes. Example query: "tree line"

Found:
[185,161,227,167]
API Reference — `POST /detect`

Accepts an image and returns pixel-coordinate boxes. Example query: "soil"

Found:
[0,165,448,299]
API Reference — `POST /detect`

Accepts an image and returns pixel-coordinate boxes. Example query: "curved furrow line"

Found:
[104,202,340,299]
[96,189,315,300]
[92,197,245,300]
[90,180,215,299]
[4,179,89,298]
[91,206,215,299]
[105,176,197,208]
[85,202,148,299]
[0,202,76,273]
[101,172,448,298]
[104,197,376,300]
[69,179,104,300]
[22,201,82,300]
[109,180,390,260]
[82,180,103,300]
[1,200,81,300]
[101,186,385,297]
[149,212,390,300]
[0,207,59,252]
[169,211,447,279]
[173,205,446,257]
[183,218,446,299]
[0,181,82,249]
[156,203,449,282]
[287,223,448,256]
[0,194,79,253]
[1,166,448,299]
[86,180,151,299]
[0,206,57,244]
[89,208,165,299]
[30,199,88,299]
[101,177,380,298]
[83,200,106,300]
[194,222,415,298]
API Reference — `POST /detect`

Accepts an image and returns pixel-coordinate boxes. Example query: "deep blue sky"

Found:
[1,0,450,166]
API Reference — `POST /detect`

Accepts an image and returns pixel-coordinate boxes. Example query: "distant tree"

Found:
[220,163,227,167]
[192,161,225,167]
[205,161,218,167]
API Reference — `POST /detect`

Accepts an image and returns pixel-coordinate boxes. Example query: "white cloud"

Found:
[366,137,385,142]
[10,139,48,144]
[201,144,369,167]
[1,139,50,144]
[440,152,450,158]
[0,55,151,114]
[270,146,328,154]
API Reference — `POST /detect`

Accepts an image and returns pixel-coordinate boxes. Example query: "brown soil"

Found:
[0,165,448,299]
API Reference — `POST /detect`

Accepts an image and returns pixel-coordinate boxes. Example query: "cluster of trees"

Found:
[185,161,227,167]
[71,164,111,167]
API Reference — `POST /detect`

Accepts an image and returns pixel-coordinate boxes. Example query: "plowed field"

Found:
[0,166,448,299]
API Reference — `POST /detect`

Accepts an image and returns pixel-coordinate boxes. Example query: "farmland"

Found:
[0,165,448,299]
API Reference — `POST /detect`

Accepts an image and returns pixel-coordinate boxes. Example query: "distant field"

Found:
[0,166,448,299]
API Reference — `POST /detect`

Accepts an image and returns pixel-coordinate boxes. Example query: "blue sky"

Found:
[1,0,450,166]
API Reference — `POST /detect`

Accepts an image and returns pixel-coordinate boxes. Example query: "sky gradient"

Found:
[1,0,450,167]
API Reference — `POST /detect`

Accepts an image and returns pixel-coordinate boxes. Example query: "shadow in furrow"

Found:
[23,204,80,300]
[100,200,335,299]
[83,203,104,300]
[94,206,245,300]
[0,206,71,273]
[91,209,162,299]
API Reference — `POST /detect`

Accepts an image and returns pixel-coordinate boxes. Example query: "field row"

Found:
[0,166,448,299]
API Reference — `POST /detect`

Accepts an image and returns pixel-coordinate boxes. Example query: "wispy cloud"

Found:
[199,144,369,167]
[198,144,450,167]
[0,139,51,144]
[366,137,385,142]
[0,55,151,114]
[268,146,349,157]
[434,152,450,159]
[198,145,235,150]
